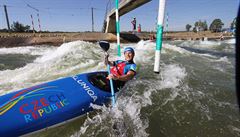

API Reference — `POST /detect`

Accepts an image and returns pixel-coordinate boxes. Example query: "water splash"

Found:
[0,41,105,95]
[0,46,53,55]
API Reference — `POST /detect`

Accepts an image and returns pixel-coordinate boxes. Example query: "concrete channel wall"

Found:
[0,31,234,48]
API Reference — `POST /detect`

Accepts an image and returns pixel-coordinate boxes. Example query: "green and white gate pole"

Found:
[154,0,166,73]
[115,0,121,57]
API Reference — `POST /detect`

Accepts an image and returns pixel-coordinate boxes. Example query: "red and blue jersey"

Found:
[110,60,137,76]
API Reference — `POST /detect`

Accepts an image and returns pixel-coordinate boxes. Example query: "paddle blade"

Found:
[99,41,110,52]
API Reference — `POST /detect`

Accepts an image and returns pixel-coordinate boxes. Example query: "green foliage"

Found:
[11,21,30,32]
[185,24,192,31]
[202,21,208,31]
[194,20,208,31]
[209,19,224,32]
[192,27,197,32]
[0,28,8,32]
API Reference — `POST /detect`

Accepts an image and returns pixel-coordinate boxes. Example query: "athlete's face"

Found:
[124,51,134,61]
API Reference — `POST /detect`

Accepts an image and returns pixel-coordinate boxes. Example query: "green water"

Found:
[0,39,238,137]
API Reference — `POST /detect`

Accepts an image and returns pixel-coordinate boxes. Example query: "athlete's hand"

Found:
[107,74,118,80]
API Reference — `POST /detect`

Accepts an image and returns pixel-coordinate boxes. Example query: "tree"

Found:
[193,27,197,32]
[194,20,208,32]
[11,21,30,32]
[202,21,208,31]
[186,24,192,31]
[194,21,200,32]
[209,19,224,32]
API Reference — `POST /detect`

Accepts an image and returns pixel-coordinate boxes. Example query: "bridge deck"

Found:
[104,0,151,33]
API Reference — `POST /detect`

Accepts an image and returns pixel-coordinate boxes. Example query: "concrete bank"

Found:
[137,31,234,41]
[0,32,123,48]
[0,31,234,48]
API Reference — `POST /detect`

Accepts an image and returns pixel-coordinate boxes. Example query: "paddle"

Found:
[99,41,116,106]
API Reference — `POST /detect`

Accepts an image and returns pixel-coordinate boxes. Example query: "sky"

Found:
[0,0,239,32]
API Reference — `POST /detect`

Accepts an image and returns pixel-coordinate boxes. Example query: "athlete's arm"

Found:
[108,70,135,81]
[117,70,135,81]
[105,60,114,66]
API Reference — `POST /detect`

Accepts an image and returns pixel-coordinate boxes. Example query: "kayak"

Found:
[0,71,123,137]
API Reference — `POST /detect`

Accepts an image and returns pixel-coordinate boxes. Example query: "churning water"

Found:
[0,39,238,137]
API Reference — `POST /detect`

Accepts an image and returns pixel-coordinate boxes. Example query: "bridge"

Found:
[104,0,151,33]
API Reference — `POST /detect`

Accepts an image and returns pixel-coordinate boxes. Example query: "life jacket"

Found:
[110,62,127,76]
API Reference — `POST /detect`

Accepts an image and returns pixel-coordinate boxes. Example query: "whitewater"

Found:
[0,39,238,137]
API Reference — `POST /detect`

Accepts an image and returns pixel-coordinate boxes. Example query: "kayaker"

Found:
[105,47,137,82]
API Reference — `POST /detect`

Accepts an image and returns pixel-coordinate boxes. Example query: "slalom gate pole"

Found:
[30,14,35,34]
[154,0,166,73]
[115,0,121,57]
[37,13,41,32]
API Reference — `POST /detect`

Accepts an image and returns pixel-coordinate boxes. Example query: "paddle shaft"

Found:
[99,41,116,106]
[107,64,116,106]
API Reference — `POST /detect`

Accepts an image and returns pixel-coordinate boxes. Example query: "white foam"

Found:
[180,40,221,49]
[228,125,240,135]
[200,56,231,68]
[0,46,53,55]
[224,38,235,44]
[140,64,188,107]
[159,64,187,89]
[199,40,221,46]
[134,40,155,63]
[72,94,150,137]
[164,43,191,54]
[35,41,94,63]
[72,74,155,137]
[0,41,105,95]
[133,40,191,64]
[216,56,230,63]
[195,53,217,59]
